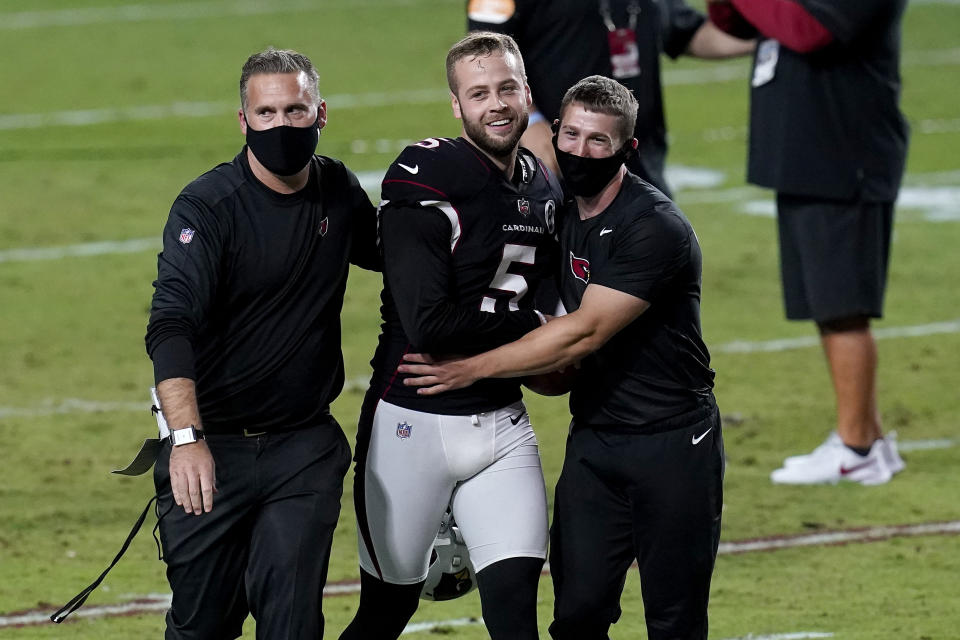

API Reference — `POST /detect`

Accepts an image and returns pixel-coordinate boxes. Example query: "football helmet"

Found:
[420,509,477,601]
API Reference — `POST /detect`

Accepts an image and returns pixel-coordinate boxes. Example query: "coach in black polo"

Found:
[400,75,722,640]
[145,48,377,638]
[710,0,908,485]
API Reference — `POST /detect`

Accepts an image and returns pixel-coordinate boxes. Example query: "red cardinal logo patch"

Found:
[318,217,329,237]
[569,251,590,284]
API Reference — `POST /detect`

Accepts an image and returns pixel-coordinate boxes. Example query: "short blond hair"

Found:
[445,32,526,95]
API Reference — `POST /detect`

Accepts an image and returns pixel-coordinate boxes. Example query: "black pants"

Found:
[154,422,351,640]
[548,402,724,640]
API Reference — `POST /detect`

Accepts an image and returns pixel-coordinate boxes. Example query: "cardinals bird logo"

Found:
[570,251,590,284]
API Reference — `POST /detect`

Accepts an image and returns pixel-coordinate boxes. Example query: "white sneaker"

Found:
[783,432,842,467]
[771,438,892,485]
[880,431,906,474]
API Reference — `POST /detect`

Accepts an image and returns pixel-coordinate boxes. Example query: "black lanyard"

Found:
[50,494,174,623]
[599,0,641,32]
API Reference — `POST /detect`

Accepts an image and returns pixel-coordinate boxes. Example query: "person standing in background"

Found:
[708,0,908,485]
[468,0,755,195]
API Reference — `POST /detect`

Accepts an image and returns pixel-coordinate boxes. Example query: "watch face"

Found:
[172,427,196,446]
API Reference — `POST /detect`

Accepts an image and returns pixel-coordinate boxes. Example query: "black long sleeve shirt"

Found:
[145,149,378,433]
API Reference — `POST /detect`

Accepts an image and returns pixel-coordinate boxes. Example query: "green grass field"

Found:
[2,0,959,638]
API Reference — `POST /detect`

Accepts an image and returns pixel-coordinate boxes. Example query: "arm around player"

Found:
[400,283,649,394]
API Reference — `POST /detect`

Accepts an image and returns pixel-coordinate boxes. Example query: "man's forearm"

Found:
[686,21,757,59]
[156,377,202,430]
[472,284,649,379]
[471,313,602,380]
[729,0,833,53]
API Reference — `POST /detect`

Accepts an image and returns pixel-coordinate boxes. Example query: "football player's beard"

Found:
[463,109,529,160]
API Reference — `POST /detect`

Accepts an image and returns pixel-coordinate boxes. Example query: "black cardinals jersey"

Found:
[367,136,562,415]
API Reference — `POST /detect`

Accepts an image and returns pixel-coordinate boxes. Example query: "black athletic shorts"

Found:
[776,193,894,323]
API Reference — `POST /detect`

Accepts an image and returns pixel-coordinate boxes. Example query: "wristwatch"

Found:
[170,425,205,447]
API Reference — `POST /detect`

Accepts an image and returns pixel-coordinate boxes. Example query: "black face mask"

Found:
[245,115,320,176]
[553,135,636,197]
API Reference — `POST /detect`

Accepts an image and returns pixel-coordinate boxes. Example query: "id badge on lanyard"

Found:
[752,39,780,87]
[601,0,642,79]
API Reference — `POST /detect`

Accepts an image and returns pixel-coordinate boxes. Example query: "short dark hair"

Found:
[559,75,638,145]
[240,47,320,109]
[445,32,526,95]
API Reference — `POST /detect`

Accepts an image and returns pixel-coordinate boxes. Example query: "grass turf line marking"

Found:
[717,521,960,555]
[0,238,158,263]
[0,398,954,456]
[0,0,452,30]
[897,438,957,452]
[714,319,960,354]
[3,521,958,628]
[719,634,833,640]
[0,597,171,628]
[0,398,148,419]
[0,90,450,131]
[720,634,833,640]
[400,617,483,635]
[1,53,958,130]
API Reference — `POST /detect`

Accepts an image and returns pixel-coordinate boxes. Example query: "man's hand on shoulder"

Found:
[169,440,217,515]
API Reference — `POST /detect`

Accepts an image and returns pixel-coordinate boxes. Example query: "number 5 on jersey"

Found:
[480,243,536,312]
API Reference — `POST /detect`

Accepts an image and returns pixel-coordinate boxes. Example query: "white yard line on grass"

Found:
[4,520,957,629]
[0,596,171,628]
[3,396,952,456]
[2,167,955,265]
[0,90,448,131]
[715,319,960,354]
[400,617,483,635]
[720,634,834,640]
[0,238,159,263]
[898,438,957,452]
[0,0,445,30]
[718,521,960,554]
[0,398,148,419]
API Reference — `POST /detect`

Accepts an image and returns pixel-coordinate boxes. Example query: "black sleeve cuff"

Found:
[151,335,196,384]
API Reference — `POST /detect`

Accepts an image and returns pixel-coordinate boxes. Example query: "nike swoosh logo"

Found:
[840,459,876,475]
[510,412,526,425]
[600,227,613,236]
[398,162,419,175]
[691,428,712,445]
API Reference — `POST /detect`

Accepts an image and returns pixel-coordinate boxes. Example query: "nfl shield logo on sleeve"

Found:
[396,422,412,439]
[179,228,195,244]
[517,198,531,216]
